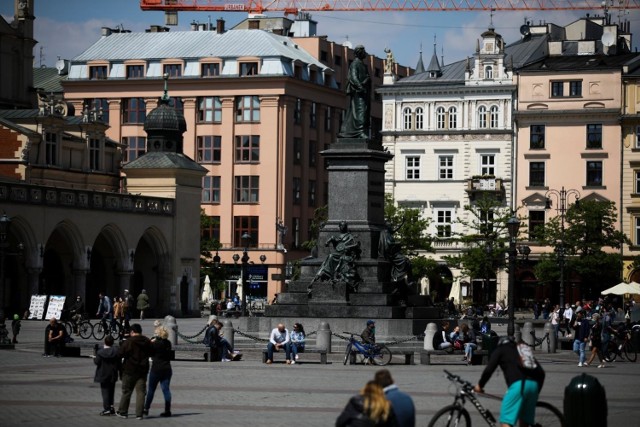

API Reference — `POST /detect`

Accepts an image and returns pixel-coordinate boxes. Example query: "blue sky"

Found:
[2,0,639,69]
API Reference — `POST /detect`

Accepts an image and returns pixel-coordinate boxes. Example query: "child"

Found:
[11,314,21,344]
[93,335,121,416]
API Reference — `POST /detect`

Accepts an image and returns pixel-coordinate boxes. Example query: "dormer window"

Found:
[240,61,259,76]
[484,65,493,79]
[163,64,182,77]
[90,65,108,80]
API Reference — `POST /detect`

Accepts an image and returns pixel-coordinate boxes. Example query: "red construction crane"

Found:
[141,0,640,15]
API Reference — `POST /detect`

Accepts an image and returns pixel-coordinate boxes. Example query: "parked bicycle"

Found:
[603,330,637,363]
[428,369,565,427]
[342,332,392,366]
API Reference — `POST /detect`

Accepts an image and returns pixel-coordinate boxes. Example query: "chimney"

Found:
[191,20,198,31]
[249,20,260,30]
[101,27,112,37]
[216,18,225,33]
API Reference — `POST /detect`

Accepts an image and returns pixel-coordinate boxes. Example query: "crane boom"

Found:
[141,0,640,14]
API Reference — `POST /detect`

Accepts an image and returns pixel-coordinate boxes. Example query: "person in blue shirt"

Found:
[374,369,415,427]
[289,323,305,364]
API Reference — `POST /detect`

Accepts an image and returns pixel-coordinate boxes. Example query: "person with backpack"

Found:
[474,337,545,427]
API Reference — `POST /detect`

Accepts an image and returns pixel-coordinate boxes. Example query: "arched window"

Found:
[415,107,424,130]
[448,107,457,129]
[477,105,487,129]
[490,106,499,128]
[484,65,493,79]
[436,107,446,130]
[403,107,413,130]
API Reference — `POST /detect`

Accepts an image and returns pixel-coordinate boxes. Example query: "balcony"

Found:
[466,176,504,201]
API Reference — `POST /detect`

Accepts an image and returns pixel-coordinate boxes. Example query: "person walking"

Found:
[572,310,590,367]
[116,323,152,419]
[585,313,605,368]
[137,290,150,320]
[374,369,415,427]
[563,303,574,338]
[144,326,173,417]
[93,335,121,416]
[336,380,398,426]
[123,289,135,323]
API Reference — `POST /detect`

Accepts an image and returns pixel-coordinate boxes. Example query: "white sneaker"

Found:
[221,358,231,362]
[295,354,299,360]
[597,364,605,368]
[578,362,583,367]
[290,360,296,365]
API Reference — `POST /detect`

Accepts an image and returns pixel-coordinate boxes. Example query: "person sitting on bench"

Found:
[265,323,291,365]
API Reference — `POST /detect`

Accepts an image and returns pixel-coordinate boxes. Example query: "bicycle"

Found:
[62,312,89,337]
[428,369,565,427]
[92,318,121,340]
[603,330,637,363]
[342,332,392,366]
[530,331,550,353]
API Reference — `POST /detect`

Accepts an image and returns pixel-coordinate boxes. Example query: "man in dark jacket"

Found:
[361,320,376,344]
[572,310,591,366]
[116,323,152,419]
[374,369,415,427]
[474,337,545,427]
[94,335,121,416]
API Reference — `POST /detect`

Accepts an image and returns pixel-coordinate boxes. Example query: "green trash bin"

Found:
[564,373,607,427]
[482,334,499,357]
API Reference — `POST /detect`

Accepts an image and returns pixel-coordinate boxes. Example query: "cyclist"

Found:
[69,295,85,335]
[97,292,116,333]
[473,337,545,427]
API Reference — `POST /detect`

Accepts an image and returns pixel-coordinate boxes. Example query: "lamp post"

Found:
[506,215,521,337]
[484,243,492,306]
[240,232,251,317]
[545,187,580,308]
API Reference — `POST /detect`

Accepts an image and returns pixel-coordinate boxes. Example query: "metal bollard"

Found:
[164,315,177,346]
[522,321,534,346]
[564,373,607,427]
[424,323,438,351]
[545,322,556,353]
[221,320,235,349]
[316,322,332,353]
[514,324,522,343]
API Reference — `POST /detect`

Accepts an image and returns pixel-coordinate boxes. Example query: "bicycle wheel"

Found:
[603,343,617,363]
[535,401,565,427]
[428,405,471,427]
[62,321,73,337]
[624,340,637,362]
[78,321,93,339]
[93,322,106,340]
[343,343,353,365]
[371,344,392,366]
[109,322,121,339]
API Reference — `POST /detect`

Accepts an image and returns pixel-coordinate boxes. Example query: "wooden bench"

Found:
[420,349,489,365]
[262,348,327,364]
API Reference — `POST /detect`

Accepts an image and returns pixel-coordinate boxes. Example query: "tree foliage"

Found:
[533,200,629,290]
[383,194,433,254]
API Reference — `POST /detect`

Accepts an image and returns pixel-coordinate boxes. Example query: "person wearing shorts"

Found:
[474,337,545,427]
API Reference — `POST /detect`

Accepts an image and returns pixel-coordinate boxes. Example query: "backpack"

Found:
[515,342,545,391]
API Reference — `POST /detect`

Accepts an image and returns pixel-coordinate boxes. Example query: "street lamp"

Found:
[484,243,493,306]
[240,232,251,316]
[545,187,580,308]
[506,215,521,337]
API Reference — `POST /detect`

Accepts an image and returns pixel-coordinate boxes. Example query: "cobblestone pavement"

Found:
[1,319,638,426]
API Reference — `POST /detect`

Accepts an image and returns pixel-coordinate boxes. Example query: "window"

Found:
[479,209,494,235]
[529,162,545,187]
[197,96,222,122]
[403,108,413,130]
[309,140,316,167]
[240,61,259,76]
[234,176,259,203]
[233,216,258,247]
[320,50,328,62]
[436,209,453,238]
[528,210,545,240]
[551,81,564,97]
[89,65,108,80]
[586,161,603,186]
[477,106,487,129]
[197,136,221,163]
[202,176,221,203]
[530,125,545,149]
[636,171,640,194]
[293,178,301,204]
[570,81,582,97]
[201,215,220,242]
[310,102,317,128]
[484,65,493,79]
[586,124,602,149]
[415,107,424,130]
[292,217,300,249]
[406,156,420,180]
[480,154,495,176]
[122,98,146,124]
[448,107,457,129]
[439,155,453,180]
[163,63,182,77]
[234,135,260,163]
[636,126,640,148]
[334,55,342,66]
[490,106,499,128]
[126,65,144,79]
[201,62,220,77]
[294,99,302,124]
[293,138,302,165]
[89,138,100,170]
[83,98,109,123]
[45,131,58,165]
[308,180,316,206]
[122,137,146,163]
[325,106,332,131]
[235,95,260,122]
[635,217,640,246]
[436,107,446,129]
